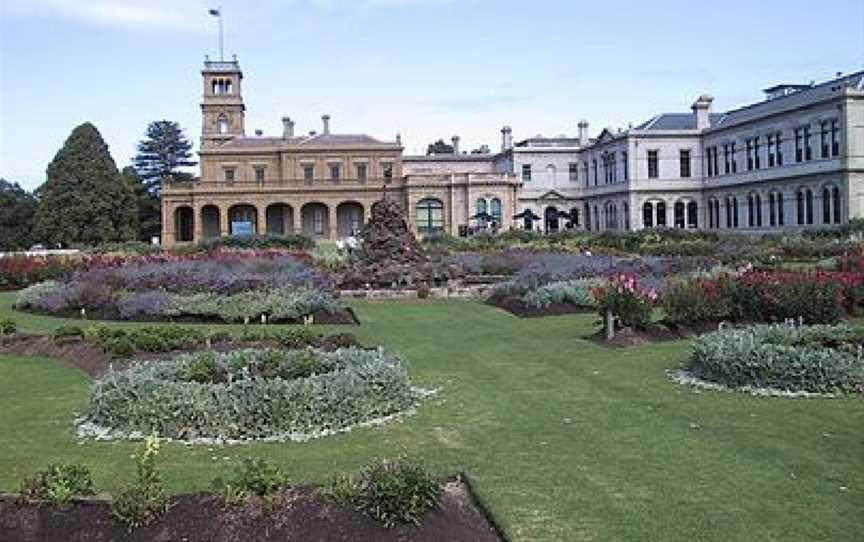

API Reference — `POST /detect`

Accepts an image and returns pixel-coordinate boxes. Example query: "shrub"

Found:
[20,464,95,506]
[662,276,734,325]
[686,324,864,394]
[211,458,289,503]
[117,291,173,320]
[84,347,416,440]
[53,325,85,343]
[14,280,62,309]
[0,318,16,335]
[728,271,848,324]
[111,434,168,529]
[329,457,440,528]
[165,287,337,323]
[592,274,657,330]
[195,234,315,252]
[522,278,605,309]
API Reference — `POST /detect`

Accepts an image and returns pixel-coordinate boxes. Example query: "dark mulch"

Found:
[17,307,359,326]
[0,333,365,379]
[585,321,723,347]
[487,296,593,318]
[0,480,503,542]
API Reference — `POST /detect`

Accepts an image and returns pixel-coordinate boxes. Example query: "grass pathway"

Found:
[0,293,862,540]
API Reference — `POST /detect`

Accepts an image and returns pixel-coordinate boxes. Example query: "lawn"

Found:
[0,291,862,541]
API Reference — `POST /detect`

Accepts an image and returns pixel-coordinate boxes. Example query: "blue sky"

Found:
[1,0,863,190]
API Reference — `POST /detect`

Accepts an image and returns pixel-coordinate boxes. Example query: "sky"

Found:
[1,0,863,190]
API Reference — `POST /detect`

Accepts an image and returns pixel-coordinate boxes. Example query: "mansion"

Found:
[161,58,864,246]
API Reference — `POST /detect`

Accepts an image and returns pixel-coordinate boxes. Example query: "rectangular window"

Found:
[647,150,659,179]
[767,135,775,167]
[583,163,589,186]
[723,144,730,174]
[820,121,829,158]
[830,120,840,157]
[224,167,235,183]
[356,163,367,181]
[611,153,617,182]
[522,164,532,182]
[254,167,265,183]
[680,149,691,178]
[775,133,783,166]
[754,137,760,169]
[303,165,314,181]
[804,126,812,160]
[592,160,598,185]
[382,162,393,179]
[568,162,578,182]
[622,151,629,180]
[745,138,754,171]
[730,142,737,173]
[795,128,803,162]
[330,164,340,180]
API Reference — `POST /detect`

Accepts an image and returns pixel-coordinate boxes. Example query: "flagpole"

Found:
[218,6,224,61]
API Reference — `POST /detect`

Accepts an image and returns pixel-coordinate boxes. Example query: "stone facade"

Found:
[161,59,864,246]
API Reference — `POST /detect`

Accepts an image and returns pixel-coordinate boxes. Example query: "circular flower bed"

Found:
[683,324,864,395]
[81,347,420,442]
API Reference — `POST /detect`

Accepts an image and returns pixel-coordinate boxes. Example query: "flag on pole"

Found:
[208,8,220,16]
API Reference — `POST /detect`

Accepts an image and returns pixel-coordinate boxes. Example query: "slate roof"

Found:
[635,113,723,131]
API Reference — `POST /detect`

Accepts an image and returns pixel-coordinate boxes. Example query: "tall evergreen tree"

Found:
[426,139,454,156]
[35,123,137,246]
[122,166,161,242]
[0,179,38,251]
[133,120,197,195]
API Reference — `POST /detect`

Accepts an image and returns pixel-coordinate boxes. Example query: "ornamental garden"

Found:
[0,203,862,541]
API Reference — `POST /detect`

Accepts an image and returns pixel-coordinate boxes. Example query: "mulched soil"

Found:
[586,321,724,347]
[17,307,359,326]
[486,295,593,318]
[0,333,365,379]
[0,480,504,542]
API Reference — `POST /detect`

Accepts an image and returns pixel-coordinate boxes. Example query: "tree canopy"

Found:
[35,122,137,246]
[122,166,161,242]
[133,120,197,195]
[0,179,38,251]
[426,139,454,156]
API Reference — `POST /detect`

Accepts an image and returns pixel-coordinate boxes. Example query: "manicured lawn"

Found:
[0,291,862,541]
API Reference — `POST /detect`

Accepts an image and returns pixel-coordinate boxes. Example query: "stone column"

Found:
[220,206,230,237]
[255,204,265,235]
[193,206,204,244]
[162,203,176,248]
[328,204,339,239]
[293,205,303,234]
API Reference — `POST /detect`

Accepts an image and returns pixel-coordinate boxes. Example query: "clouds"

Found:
[1,0,210,31]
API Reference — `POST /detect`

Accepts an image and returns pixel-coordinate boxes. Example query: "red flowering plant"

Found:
[592,273,658,330]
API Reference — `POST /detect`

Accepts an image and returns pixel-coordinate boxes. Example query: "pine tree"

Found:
[122,167,161,242]
[0,179,38,251]
[34,123,137,246]
[133,120,196,195]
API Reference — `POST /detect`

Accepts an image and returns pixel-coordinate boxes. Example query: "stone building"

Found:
[160,58,521,246]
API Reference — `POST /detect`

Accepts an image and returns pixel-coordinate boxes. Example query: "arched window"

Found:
[747,194,755,227]
[769,192,777,227]
[643,202,654,228]
[656,201,667,227]
[832,187,842,224]
[623,202,630,231]
[822,187,831,225]
[416,198,444,234]
[687,201,698,229]
[476,198,488,216]
[490,198,502,225]
[755,194,762,227]
[217,114,229,134]
[674,201,686,229]
[776,192,784,226]
[546,164,557,183]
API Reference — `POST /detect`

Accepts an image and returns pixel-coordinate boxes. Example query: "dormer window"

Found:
[217,114,229,134]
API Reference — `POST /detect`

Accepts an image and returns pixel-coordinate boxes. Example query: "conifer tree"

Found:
[0,179,38,250]
[35,123,137,246]
[133,120,196,195]
[122,166,161,242]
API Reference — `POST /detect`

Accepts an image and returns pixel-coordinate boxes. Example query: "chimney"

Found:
[254,129,263,136]
[577,120,589,146]
[451,135,460,154]
[501,125,513,151]
[282,116,294,138]
[396,133,402,146]
[691,95,714,130]
[322,114,331,135]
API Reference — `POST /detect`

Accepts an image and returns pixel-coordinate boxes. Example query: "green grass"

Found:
[0,292,862,541]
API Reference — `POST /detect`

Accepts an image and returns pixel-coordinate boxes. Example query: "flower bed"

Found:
[82,347,419,441]
[662,269,864,327]
[13,253,350,324]
[682,324,864,394]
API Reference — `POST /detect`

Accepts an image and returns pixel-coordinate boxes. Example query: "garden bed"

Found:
[0,479,503,542]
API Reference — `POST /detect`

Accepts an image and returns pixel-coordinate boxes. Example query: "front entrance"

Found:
[544,207,559,233]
